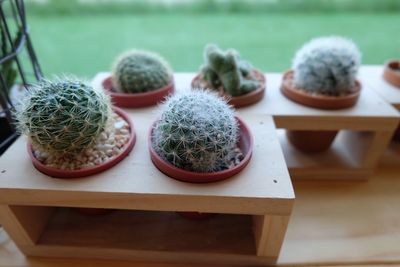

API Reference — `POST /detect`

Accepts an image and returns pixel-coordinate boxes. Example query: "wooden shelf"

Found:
[0,78,294,265]
[277,130,374,180]
[38,209,255,255]
[171,71,399,180]
[96,71,400,180]
[359,65,400,167]
[1,167,400,267]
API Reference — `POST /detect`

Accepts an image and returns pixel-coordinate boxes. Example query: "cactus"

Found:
[16,77,111,155]
[152,90,238,172]
[292,36,361,96]
[201,44,259,97]
[112,50,172,94]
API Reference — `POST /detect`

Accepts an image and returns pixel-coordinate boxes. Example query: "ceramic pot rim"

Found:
[28,107,136,178]
[280,69,361,110]
[191,69,266,108]
[103,75,174,108]
[383,60,400,88]
[148,116,253,183]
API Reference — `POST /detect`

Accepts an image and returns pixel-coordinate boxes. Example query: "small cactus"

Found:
[112,50,172,94]
[292,36,361,96]
[201,44,259,97]
[16,77,111,155]
[152,90,238,172]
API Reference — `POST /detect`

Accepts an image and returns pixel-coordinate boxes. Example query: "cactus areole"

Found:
[281,36,362,110]
[192,44,266,108]
[105,50,174,108]
[149,90,253,183]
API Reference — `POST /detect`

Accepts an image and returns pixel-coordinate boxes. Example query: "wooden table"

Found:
[1,165,399,266]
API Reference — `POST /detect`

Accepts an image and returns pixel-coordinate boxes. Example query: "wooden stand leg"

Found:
[0,205,53,250]
[253,214,290,262]
[362,131,395,168]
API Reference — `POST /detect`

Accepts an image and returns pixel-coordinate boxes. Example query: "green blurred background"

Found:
[24,0,400,78]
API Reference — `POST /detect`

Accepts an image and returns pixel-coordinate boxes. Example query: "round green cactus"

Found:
[16,78,111,155]
[152,90,238,172]
[112,50,172,94]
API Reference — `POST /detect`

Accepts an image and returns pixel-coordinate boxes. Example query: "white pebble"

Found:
[114,120,125,130]
[33,111,131,170]
[95,144,113,152]
[85,149,93,157]
[100,132,108,141]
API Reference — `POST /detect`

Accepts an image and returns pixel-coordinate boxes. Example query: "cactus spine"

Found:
[152,90,238,172]
[112,50,172,94]
[292,36,361,96]
[201,44,259,97]
[16,78,111,155]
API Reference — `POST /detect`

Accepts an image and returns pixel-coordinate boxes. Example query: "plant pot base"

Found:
[281,70,361,110]
[28,107,136,178]
[191,69,266,108]
[149,117,253,183]
[286,130,338,153]
[102,76,174,108]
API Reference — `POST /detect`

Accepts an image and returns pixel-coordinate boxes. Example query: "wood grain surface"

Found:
[0,166,399,266]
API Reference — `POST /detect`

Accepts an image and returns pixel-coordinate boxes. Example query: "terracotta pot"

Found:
[28,107,136,178]
[148,116,253,183]
[383,60,400,88]
[281,70,362,152]
[191,69,266,108]
[281,70,361,110]
[286,130,338,153]
[102,75,174,108]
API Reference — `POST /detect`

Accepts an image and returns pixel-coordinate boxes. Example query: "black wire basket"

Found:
[0,0,42,155]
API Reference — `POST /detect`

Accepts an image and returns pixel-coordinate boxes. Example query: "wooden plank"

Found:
[253,215,290,258]
[38,209,256,255]
[1,167,400,266]
[361,131,395,168]
[0,114,293,215]
[20,245,275,266]
[97,72,400,131]
[378,141,400,167]
[278,167,400,265]
[277,130,375,180]
[0,205,53,246]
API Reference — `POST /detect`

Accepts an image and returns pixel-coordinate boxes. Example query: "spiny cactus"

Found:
[201,44,259,97]
[112,50,172,94]
[16,77,111,155]
[152,90,238,172]
[292,36,361,96]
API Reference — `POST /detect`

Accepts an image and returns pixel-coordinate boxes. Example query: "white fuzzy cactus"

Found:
[152,90,238,172]
[292,36,361,96]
